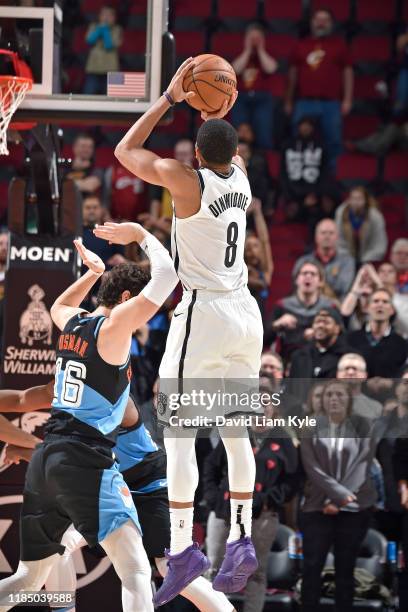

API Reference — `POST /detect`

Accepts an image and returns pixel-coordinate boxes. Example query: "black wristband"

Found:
[163,91,175,106]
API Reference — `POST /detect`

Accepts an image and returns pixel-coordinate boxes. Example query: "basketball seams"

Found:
[194,80,234,98]
[191,72,217,111]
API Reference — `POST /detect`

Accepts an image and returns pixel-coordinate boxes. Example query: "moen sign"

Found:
[10,245,71,263]
[1,233,79,388]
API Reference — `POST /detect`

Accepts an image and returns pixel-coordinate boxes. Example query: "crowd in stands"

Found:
[1,1,408,610]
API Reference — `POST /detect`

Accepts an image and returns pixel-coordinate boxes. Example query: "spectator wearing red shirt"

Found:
[284,9,353,171]
[106,163,147,221]
[231,23,277,149]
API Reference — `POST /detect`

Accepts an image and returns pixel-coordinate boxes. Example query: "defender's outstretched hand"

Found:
[201,90,238,121]
[74,240,105,276]
[93,222,146,246]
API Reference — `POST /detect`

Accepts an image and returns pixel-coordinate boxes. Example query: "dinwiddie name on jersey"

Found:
[209,191,250,218]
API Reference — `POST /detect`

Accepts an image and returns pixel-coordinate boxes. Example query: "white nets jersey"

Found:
[171,164,251,291]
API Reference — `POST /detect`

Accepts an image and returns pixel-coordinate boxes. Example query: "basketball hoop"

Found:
[0,75,32,155]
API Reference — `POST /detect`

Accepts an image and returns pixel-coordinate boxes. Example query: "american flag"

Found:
[107,72,145,98]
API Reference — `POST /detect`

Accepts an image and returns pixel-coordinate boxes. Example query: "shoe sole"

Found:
[213,554,258,593]
[153,556,211,607]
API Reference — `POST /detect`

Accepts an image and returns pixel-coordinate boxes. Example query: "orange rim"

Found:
[0,76,32,89]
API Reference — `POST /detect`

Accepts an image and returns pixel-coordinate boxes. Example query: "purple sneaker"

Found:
[153,542,210,607]
[212,536,258,593]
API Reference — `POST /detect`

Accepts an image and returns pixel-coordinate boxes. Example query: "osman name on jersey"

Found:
[209,191,250,218]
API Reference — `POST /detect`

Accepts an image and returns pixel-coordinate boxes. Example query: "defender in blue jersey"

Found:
[0,231,178,612]
[43,397,235,612]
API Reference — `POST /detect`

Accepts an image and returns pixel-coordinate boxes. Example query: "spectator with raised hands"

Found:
[231,23,277,149]
[84,6,123,95]
[377,261,408,338]
[341,263,381,331]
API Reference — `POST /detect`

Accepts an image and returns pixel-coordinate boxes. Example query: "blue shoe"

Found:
[212,536,258,593]
[153,542,210,607]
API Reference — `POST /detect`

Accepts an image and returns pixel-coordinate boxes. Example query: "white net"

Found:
[0,77,32,155]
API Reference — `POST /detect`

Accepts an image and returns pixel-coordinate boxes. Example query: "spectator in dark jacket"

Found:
[281,118,339,226]
[294,219,355,300]
[204,384,299,612]
[392,369,408,609]
[348,288,408,381]
[300,380,377,612]
[288,307,350,399]
[265,260,338,361]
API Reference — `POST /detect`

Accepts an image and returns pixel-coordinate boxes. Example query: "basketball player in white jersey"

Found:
[94,58,263,606]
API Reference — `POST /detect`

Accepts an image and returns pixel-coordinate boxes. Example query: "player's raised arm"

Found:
[0,414,41,448]
[113,59,237,214]
[93,222,178,364]
[50,241,105,330]
[0,381,54,413]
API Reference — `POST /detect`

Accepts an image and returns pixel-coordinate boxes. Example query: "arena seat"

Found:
[210,32,242,61]
[95,147,114,168]
[266,35,297,61]
[120,30,147,54]
[157,108,190,136]
[355,0,396,31]
[266,151,280,179]
[384,152,408,182]
[217,0,259,20]
[174,0,212,16]
[72,27,88,55]
[354,76,384,101]
[343,115,380,140]
[82,0,119,13]
[321,529,387,611]
[268,73,287,97]
[351,36,391,67]
[264,0,303,21]
[175,31,206,59]
[336,153,378,183]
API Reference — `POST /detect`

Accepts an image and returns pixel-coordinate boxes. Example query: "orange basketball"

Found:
[183,54,237,113]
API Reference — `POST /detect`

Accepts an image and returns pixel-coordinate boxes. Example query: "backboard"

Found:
[0,0,171,125]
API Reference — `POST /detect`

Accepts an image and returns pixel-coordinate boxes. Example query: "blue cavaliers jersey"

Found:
[115,420,167,494]
[47,314,131,446]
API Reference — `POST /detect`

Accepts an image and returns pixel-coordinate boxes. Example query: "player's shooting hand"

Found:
[74,240,105,276]
[201,90,238,121]
[167,57,196,104]
[93,221,146,246]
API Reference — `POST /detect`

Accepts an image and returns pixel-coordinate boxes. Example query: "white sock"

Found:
[228,498,252,542]
[170,507,194,554]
